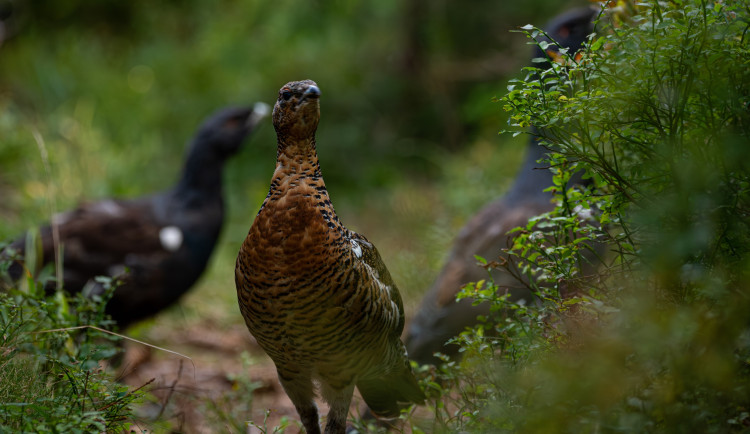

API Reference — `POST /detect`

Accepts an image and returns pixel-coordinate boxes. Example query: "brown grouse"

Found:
[3,104,268,329]
[235,80,425,434]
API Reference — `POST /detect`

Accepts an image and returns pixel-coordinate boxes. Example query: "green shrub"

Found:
[413,1,750,432]
[0,246,145,433]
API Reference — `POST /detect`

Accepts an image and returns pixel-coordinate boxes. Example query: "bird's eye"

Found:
[221,118,241,130]
[281,89,292,101]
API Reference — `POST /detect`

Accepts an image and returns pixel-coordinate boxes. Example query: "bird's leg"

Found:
[320,383,354,434]
[277,369,320,434]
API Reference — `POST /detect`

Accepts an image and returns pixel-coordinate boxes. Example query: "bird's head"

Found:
[194,103,269,158]
[272,79,321,142]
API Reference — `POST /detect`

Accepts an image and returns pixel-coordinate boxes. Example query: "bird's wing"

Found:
[349,231,406,335]
[348,232,426,415]
[18,198,173,290]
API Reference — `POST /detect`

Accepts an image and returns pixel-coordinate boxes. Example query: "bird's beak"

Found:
[246,102,271,128]
[301,85,321,101]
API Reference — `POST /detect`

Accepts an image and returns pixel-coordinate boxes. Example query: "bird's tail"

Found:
[357,361,426,419]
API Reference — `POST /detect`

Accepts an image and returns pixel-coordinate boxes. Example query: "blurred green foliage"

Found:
[0,0,576,242]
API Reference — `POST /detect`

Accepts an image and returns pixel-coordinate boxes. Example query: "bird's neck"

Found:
[261,138,345,235]
[504,136,554,204]
[173,144,225,206]
[272,138,325,188]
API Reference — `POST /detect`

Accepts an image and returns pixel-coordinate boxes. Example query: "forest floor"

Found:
[119,284,418,434]
[120,313,304,433]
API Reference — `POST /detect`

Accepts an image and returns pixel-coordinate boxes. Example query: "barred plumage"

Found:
[235,80,424,434]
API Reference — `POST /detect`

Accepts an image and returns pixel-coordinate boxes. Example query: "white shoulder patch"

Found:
[159,226,183,252]
[350,239,363,258]
[96,200,124,216]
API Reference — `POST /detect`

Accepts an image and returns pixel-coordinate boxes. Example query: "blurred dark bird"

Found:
[3,103,269,329]
[532,6,600,64]
[236,80,425,434]
[405,6,599,365]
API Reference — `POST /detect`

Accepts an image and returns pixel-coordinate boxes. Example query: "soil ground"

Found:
[120,316,303,433]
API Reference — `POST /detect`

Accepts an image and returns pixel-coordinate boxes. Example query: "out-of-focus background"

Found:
[0,0,582,292]
[0,0,586,430]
